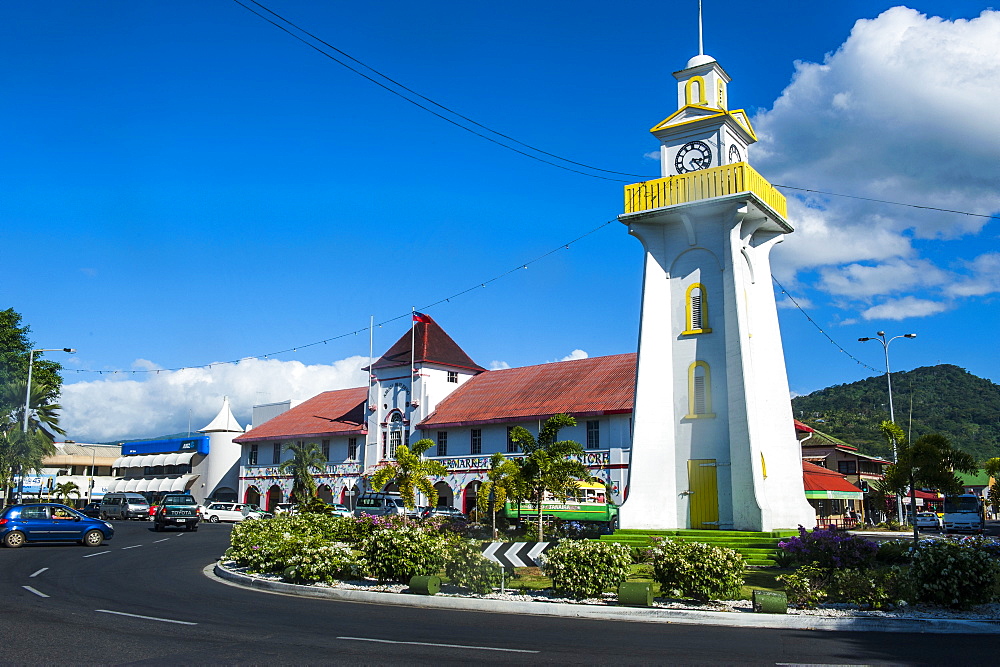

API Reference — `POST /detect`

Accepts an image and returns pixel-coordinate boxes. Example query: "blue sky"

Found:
[2,1,998,441]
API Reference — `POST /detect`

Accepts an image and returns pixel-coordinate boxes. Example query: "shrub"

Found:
[541,540,632,599]
[282,544,358,584]
[908,539,1000,608]
[875,539,915,566]
[649,539,745,602]
[226,514,345,574]
[778,526,877,570]
[778,562,827,609]
[360,526,446,583]
[445,540,503,594]
[828,567,908,609]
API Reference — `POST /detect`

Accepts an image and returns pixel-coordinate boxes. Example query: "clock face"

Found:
[674,140,712,173]
[729,144,741,164]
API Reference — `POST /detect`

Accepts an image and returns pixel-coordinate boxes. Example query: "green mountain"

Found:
[791,364,1000,464]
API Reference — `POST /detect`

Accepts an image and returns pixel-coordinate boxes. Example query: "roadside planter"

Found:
[752,590,787,614]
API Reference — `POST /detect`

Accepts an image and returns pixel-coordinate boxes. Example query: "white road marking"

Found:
[29,568,48,578]
[83,550,112,558]
[337,636,538,654]
[95,609,197,626]
[121,544,142,550]
[22,586,50,598]
[153,538,169,543]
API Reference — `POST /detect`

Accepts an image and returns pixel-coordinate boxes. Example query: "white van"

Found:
[100,492,150,520]
[353,494,408,517]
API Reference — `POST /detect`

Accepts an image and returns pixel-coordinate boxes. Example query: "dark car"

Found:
[153,493,200,531]
[80,502,102,518]
[0,503,114,548]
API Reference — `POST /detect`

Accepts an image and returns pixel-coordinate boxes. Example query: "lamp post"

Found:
[17,348,75,504]
[859,331,916,523]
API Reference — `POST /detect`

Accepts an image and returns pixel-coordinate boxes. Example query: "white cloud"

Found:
[756,7,1000,310]
[643,150,661,161]
[554,349,588,363]
[946,252,1000,297]
[489,360,511,370]
[861,296,949,321]
[60,356,369,442]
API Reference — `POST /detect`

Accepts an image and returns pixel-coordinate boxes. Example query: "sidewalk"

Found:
[208,563,1000,634]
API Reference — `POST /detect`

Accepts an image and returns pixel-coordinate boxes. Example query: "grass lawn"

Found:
[504,565,793,600]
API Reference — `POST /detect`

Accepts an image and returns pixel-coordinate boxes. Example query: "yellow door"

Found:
[687,459,719,530]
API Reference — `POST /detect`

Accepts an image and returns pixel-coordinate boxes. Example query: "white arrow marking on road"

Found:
[83,550,112,558]
[337,637,538,653]
[29,568,48,578]
[95,609,197,626]
[22,586,49,598]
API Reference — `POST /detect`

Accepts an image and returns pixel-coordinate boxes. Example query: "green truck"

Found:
[153,493,200,532]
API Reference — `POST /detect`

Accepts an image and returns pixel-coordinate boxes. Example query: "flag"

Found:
[412,312,432,323]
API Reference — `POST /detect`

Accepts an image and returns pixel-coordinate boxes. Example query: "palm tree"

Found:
[0,380,65,504]
[477,452,522,539]
[278,441,327,503]
[511,413,589,541]
[53,481,81,505]
[369,439,447,510]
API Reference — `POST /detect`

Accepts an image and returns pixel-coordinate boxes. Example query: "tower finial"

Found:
[698,0,704,56]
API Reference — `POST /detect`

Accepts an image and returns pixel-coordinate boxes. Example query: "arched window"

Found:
[388,413,404,459]
[683,283,712,335]
[717,80,726,109]
[686,361,715,419]
[685,76,707,106]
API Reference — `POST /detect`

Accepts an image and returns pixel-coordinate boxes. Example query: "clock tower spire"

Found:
[617,10,815,532]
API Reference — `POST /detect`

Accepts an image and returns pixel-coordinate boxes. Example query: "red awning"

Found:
[802,461,864,495]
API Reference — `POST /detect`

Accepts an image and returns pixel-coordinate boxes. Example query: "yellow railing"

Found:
[624,163,787,218]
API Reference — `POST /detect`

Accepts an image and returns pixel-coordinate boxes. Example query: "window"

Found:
[471,429,482,455]
[348,437,358,461]
[586,421,600,449]
[321,439,330,461]
[686,361,715,418]
[838,460,857,475]
[684,283,711,334]
[506,426,518,453]
[436,431,448,457]
[272,442,281,464]
[389,430,401,458]
[248,444,258,465]
[447,371,458,383]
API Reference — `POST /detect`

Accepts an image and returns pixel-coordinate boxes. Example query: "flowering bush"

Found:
[649,539,745,602]
[360,526,446,583]
[282,544,358,584]
[541,540,632,599]
[908,539,1000,608]
[778,526,878,570]
[829,567,908,609]
[777,563,827,608]
[226,514,348,574]
[445,540,503,594]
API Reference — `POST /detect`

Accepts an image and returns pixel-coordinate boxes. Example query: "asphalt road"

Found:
[0,520,996,665]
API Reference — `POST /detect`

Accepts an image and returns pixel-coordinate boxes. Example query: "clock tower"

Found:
[617,40,815,532]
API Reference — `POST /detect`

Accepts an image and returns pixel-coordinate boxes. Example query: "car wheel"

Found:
[3,531,26,548]
[188,524,198,532]
[209,515,220,523]
[82,530,104,547]
[153,522,162,532]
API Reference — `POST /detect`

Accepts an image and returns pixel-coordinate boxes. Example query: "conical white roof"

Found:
[198,397,244,433]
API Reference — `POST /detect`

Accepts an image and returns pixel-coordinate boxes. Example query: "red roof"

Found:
[420,353,636,428]
[802,461,864,494]
[794,419,815,433]
[371,314,484,372]
[234,387,368,443]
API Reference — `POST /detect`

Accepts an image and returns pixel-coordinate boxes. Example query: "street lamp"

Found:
[17,348,75,504]
[23,348,76,433]
[859,331,916,523]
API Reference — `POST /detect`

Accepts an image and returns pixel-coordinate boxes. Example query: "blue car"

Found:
[0,503,115,548]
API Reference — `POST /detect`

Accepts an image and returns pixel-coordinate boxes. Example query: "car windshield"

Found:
[945,497,980,513]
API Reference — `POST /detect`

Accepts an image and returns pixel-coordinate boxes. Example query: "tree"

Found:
[880,421,979,547]
[369,439,447,510]
[53,481,81,505]
[476,452,523,539]
[1,379,65,504]
[278,441,326,502]
[0,309,65,405]
[985,457,1000,518]
[511,413,589,541]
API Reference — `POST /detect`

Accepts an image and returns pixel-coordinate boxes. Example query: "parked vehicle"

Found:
[913,511,941,531]
[354,493,408,517]
[80,502,102,518]
[943,494,985,534]
[203,502,268,523]
[99,492,150,520]
[503,481,619,528]
[421,506,466,520]
[329,503,352,518]
[272,503,296,515]
[153,494,200,531]
[0,503,114,548]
